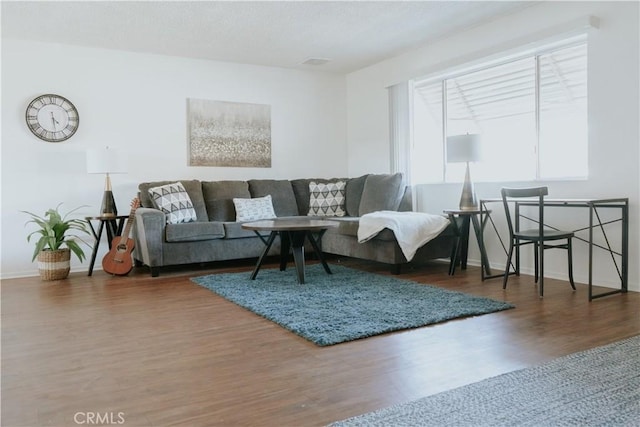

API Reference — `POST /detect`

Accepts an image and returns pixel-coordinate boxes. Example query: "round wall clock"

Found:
[25,94,79,142]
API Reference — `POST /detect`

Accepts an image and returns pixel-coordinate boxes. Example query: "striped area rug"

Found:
[330,335,640,426]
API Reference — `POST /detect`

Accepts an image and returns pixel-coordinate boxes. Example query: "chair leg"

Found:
[534,242,539,283]
[515,238,520,276]
[539,242,544,298]
[567,238,576,290]
[503,242,515,289]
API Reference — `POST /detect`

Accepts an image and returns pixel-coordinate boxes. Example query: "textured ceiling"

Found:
[2,1,536,74]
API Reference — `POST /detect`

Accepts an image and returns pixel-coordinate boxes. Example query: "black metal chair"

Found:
[501,187,575,297]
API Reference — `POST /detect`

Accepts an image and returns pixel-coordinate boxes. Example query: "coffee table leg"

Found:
[306,230,332,275]
[279,231,290,271]
[250,231,277,280]
[290,231,306,284]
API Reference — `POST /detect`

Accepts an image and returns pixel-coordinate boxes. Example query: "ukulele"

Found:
[102,198,140,276]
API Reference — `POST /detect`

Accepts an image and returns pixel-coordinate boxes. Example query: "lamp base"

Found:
[459,162,478,211]
[100,190,118,217]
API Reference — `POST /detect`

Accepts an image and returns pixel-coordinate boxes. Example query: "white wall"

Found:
[1,40,347,278]
[346,1,639,292]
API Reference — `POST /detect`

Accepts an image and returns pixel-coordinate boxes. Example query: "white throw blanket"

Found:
[358,211,451,261]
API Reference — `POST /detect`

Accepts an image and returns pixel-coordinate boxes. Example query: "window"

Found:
[412,37,588,184]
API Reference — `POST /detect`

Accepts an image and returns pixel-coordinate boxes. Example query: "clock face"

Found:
[26,94,79,142]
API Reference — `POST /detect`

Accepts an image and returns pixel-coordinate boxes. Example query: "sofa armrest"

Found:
[133,208,166,268]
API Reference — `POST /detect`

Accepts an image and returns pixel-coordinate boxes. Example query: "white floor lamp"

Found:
[447,134,481,211]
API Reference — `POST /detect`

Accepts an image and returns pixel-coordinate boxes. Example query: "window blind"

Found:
[414,42,587,123]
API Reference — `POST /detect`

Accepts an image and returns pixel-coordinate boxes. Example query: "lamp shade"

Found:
[86,146,126,174]
[446,134,481,163]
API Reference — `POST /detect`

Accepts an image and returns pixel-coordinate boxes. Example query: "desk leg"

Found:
[250,232,277,280]
[588,207,594,301]
[480,205,517,281]
[622,201,628,293]
[587,202,628,301]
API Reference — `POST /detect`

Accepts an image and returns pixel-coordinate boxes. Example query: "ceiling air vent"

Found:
[301,57,331,66]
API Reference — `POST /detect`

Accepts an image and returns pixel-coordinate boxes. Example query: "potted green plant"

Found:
[23,203,90,281]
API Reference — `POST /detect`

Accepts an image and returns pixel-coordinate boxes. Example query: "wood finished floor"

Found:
[2,257,639,427]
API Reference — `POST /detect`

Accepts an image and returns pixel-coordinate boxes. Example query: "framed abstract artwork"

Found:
[187,98,271,167]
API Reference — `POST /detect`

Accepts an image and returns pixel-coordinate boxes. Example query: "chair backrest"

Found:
[500,187,548,237]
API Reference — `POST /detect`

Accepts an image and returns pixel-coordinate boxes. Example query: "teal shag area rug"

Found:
[329,335,640,426]
[191,264,514,346]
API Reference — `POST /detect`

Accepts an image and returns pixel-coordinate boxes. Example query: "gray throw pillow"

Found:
[202,181,250,221]
[345,174,368,217]
[291,179,313,215]
[248,180,298,217]
[358,173,405,216]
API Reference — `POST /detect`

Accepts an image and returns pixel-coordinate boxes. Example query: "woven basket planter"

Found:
[37,248,71,281]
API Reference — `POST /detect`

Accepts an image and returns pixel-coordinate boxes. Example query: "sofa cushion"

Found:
[248,179,298,216]
[308,181,346,217]
[324,217,397,241]
[345,174,368,217]
[233,195,276,222]
[358,173,405,216]
[147,182,198,224]
[139,180,208,222]
[325,217,360,236]
[202,181,250,221]
[291,178,313,215]
[165,221,225,242]
[222,222,270,239]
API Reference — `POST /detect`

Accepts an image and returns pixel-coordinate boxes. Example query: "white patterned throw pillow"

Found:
[308,181,346,217]
[148,182,198,224]
[233,195,276,222]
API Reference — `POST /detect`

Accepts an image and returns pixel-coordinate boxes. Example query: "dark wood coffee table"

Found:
[242,218,338,284]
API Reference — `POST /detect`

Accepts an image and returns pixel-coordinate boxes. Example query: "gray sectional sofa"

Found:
[133,173,456,276]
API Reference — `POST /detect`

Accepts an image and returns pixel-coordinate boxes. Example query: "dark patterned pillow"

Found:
[308,181,346,217]
[148,182,197,224]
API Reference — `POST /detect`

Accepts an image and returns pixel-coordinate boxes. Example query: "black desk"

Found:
[85,215,128,276]
[480,198,629,301]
